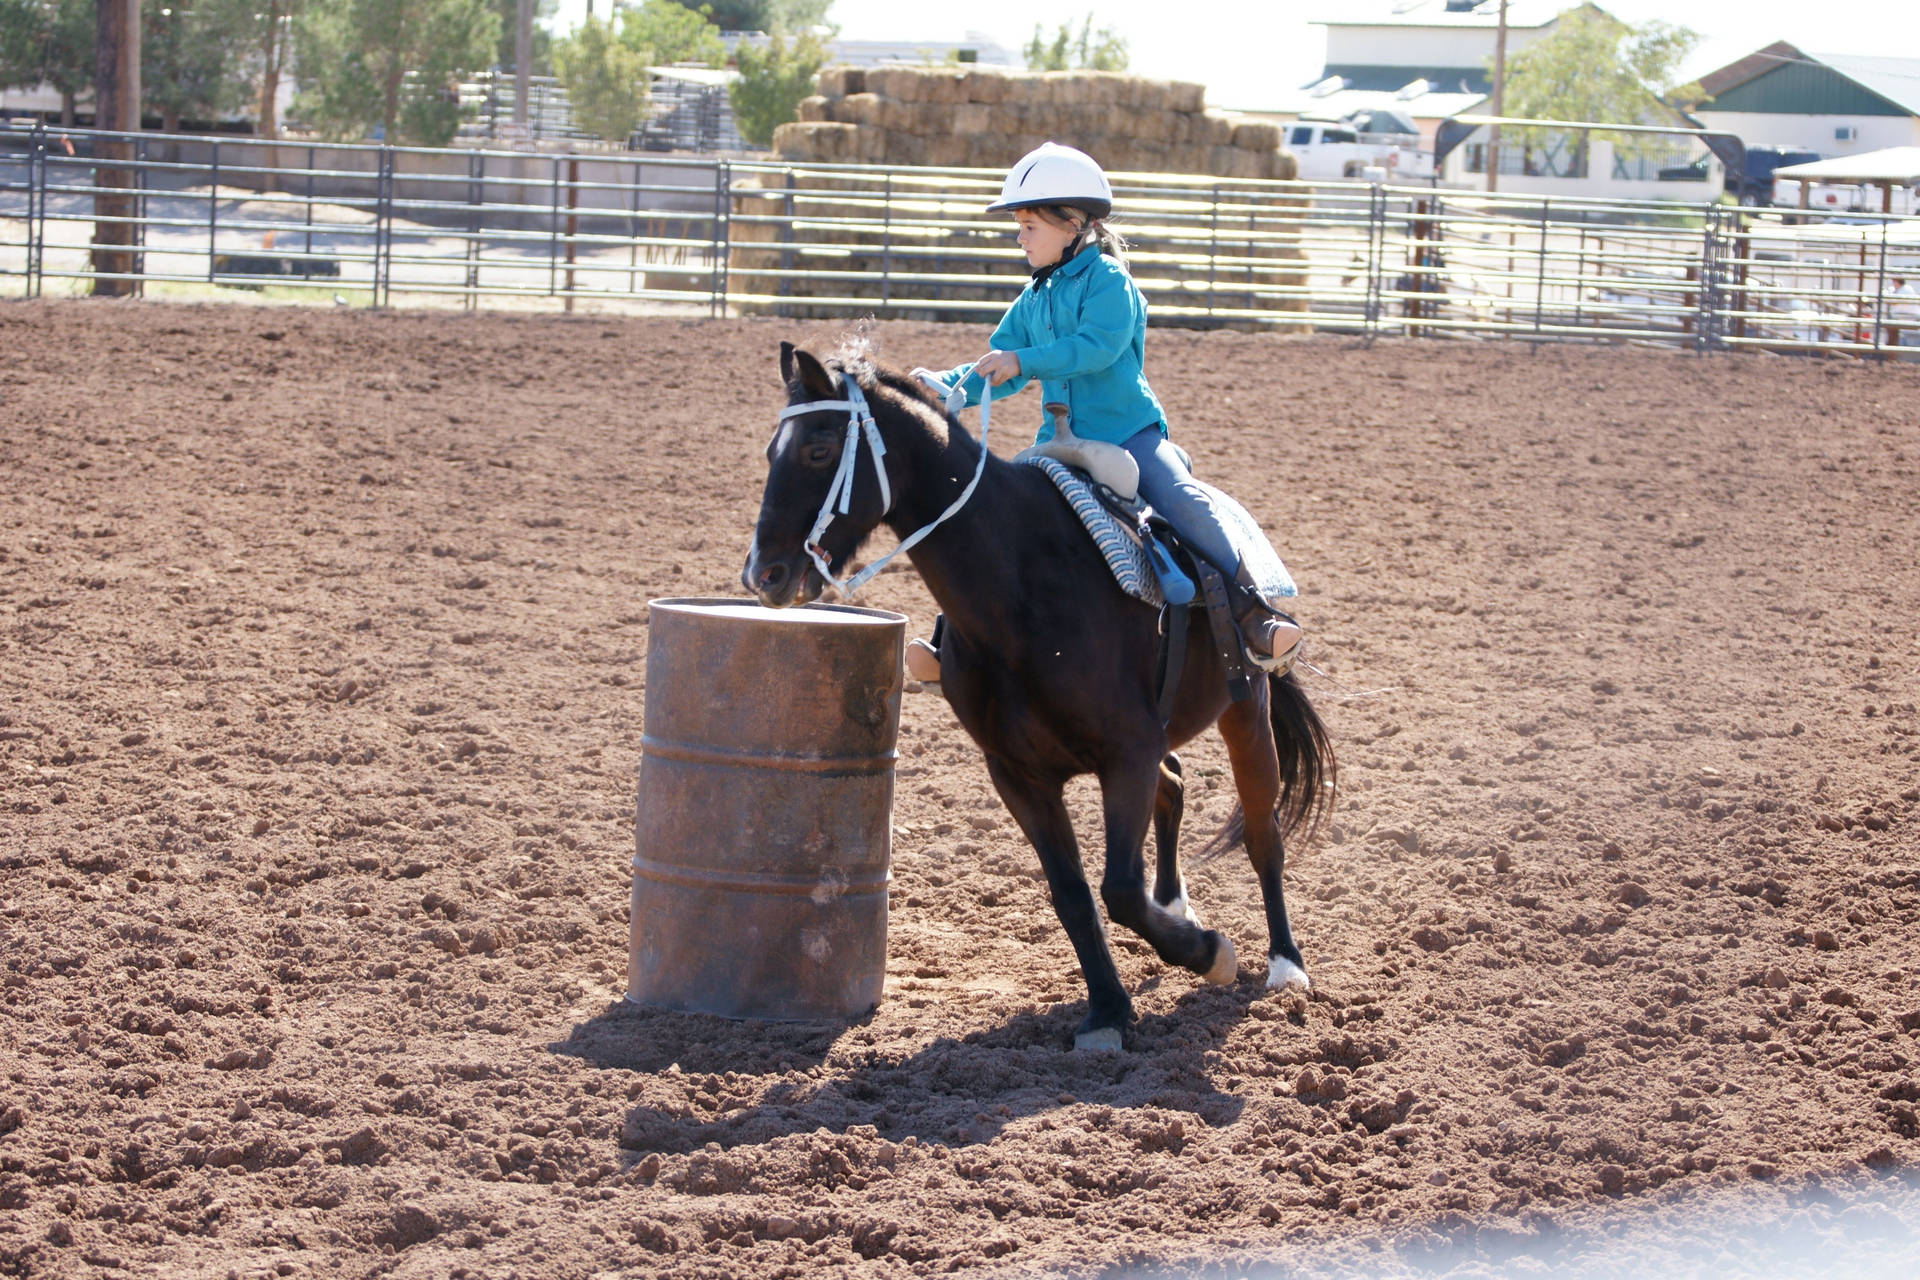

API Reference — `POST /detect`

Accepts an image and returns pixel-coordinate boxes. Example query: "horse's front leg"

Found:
[1219,684,1308,990]
[1099,752,1238,989]
[982,756,1133,1051]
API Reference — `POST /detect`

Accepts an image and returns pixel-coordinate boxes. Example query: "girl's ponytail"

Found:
[1088,218,1129,269]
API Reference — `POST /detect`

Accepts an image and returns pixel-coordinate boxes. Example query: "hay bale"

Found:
[876,97,915,131]
[898,68,937,103]
[1012,76,1051,106]
[967,135,1012,171]
[985,105,1027,136]
[1134,107,1180,143]
[964,71,1009,104]
[1127,79,1171,112]
[924,136,970,168]
[771,121,811,159]
[854,127,889,163]
[1200,113,1237,147]
[929,71,970,104]
[842,93,883,126]
[1273,150,1299,182]
[1131,139,1172,174]
[816,66,865,98]
[797,95,831,123]
[1056,72,1095,105]
[1078,104,1121,137]
[882,130,928,166]
[773,122,859,163]
[1232,121,1282,151]
[953,102,992,135]
[1168,81,1206,113]
[863,67,903,101]
[1086,72,1129,106]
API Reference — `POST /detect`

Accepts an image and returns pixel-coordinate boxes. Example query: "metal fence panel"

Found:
[4,124,1918,357]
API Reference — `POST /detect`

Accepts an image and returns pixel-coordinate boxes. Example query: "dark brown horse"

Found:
[744,342,1334,1051]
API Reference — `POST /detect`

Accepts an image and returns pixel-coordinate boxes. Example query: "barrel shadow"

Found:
[554,982,1255,1161]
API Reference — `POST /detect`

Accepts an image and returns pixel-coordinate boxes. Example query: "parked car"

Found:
[1285,112,1432,181]
[1664,146,1824,204]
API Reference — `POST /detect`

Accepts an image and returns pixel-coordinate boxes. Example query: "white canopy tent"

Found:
[1773,147,1920,213]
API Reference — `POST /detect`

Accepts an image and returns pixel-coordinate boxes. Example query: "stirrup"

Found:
[1242,614,1303,677]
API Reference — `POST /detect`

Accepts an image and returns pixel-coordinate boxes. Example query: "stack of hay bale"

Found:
[778,67,1296,181]
[730,66,1309,326]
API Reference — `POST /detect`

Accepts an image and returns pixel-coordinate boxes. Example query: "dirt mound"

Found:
[1,301,1916,1277]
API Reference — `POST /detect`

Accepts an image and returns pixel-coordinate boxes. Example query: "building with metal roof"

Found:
[1254,1,1599,154]
[1691,45,1920,158]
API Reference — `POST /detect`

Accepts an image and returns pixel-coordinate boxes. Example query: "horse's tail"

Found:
[1196,670,1337,860]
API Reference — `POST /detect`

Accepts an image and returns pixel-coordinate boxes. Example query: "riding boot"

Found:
[903,615,945,689]
[904,638,942,686]
[1231,563,1304,676]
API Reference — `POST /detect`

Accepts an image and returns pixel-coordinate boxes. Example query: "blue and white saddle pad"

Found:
[1212,481,1299,605]
[1022,457,1297,608]
[1024,457,1162,606]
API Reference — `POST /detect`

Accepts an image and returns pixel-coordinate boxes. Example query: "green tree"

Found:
[620,0,724,68]
[728,25,824,148]
[294,0,500,145]
[0,0,94,125]
[228,0,303,138]
[1023,14,1127,72]
[553,13,646,143]
[488,0,552,74]
[1496,8,1702,160]
[665,0,830,34]
[143,1,253,132]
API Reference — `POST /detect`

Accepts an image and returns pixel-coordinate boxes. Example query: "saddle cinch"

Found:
[1015,404,1298,713]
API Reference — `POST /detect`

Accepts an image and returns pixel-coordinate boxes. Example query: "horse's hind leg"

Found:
[983,757,1133,1050]
[1219,686,1308,990]
[1151,754,1199,925]
[1099,751,1237,987]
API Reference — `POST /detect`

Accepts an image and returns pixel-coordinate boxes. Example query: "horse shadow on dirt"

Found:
[553,977,1270,1160]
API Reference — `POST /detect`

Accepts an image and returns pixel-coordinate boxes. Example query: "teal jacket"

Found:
[931,243,1168,446]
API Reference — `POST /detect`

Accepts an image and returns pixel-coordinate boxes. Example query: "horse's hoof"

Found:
[1204,933,1238,985]
[1267,955,1310,990]
[1073,1026,1124,1053]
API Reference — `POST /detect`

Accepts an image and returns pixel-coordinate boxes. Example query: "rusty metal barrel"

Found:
[627,597,906,1021]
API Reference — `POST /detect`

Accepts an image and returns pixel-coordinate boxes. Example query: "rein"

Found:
[778,376,991,596]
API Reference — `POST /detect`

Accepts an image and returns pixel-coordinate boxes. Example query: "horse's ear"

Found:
[790,346,839,399]
[779,340,797,385]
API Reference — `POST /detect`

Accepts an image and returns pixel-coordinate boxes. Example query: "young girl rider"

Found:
[904,141,1302,685]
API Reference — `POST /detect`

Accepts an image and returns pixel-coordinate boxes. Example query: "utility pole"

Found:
[515,0,534,129]
[91,0,141,296]
[1486,0,1508,194]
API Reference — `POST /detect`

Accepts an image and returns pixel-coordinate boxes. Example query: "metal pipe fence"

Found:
[5,124,1919,357]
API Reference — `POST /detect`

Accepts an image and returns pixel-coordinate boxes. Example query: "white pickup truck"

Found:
[1284,118,1433,181]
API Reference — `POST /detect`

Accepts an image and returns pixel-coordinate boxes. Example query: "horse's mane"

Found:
[819,335,949,421]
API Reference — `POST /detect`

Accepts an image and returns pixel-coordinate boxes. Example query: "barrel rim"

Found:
[648,596,907,627]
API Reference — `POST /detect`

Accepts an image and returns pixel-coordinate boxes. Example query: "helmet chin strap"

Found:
[777,376,991,597]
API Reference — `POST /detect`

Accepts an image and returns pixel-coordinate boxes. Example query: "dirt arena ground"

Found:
[3,300,1918,1279]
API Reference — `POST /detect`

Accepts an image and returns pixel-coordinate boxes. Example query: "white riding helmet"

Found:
[986,142,1113,221]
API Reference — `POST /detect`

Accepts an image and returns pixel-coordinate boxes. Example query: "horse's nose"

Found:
[745,555,789,595]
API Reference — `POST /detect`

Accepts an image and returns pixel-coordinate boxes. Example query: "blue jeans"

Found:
[1121,427,1240,575]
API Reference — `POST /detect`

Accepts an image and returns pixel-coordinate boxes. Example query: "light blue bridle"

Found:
[775,376,989,596]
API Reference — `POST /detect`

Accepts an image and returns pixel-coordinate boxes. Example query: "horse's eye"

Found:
[801,440,835,467]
